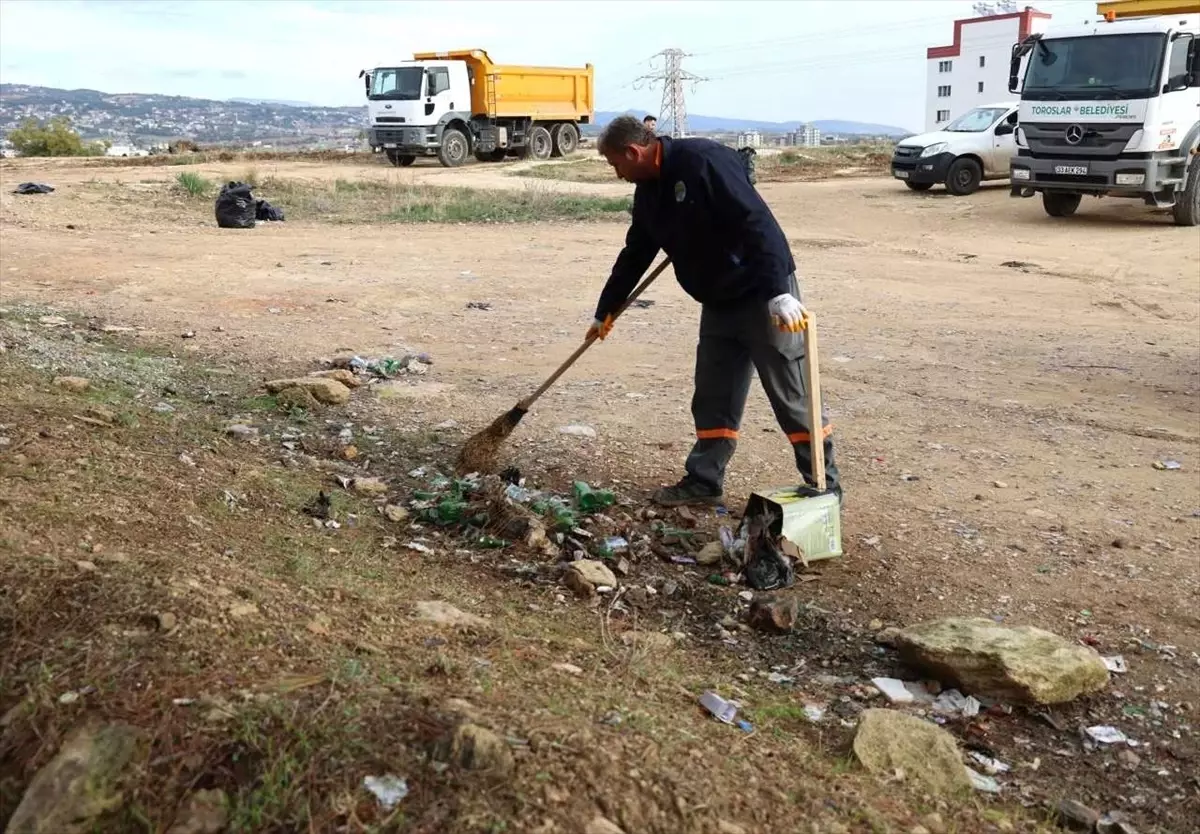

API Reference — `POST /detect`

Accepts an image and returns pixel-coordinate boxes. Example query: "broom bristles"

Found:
[455,407,526,474]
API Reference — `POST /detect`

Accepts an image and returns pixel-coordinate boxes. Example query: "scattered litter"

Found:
[551,662,583,676]
[346,354,432,379]
[405,542,434,554]
[871,677,932,705]
[899,473,920,482]
[736,719,754,733]
[13,182,54,195]
[39,315,69,327]
[1102,655,1128,674]
[153,402,176,414]
[699,691,739,724]
[559,424,597,438]
[766,672,793,685]
[932,689,982,718]
[600,536,628,555]
[1152,460,1182,471]
[1086,725,1128,745]
[968,751,1011,774]
[362,774,409,811]
[466,301,492,311]
[630,299,655,309]
[57,691,80,705]
[802,704,826,723]
[965,766,1001,793]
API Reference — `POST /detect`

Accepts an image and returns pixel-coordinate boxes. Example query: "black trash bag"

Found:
[737,147,757,186]
[254,199,285,222]
[215,181,256,229]
[13,182,55,195]
[740,507,795,591]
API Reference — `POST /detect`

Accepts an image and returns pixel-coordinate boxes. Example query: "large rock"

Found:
[852,709,972,797]
[6,722,140,834]
[264,377,351,405]
[894,618,1109,705]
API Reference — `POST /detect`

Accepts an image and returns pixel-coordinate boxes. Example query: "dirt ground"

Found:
[2,153,1198,834]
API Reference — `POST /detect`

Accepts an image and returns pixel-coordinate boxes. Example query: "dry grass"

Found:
[257,176,632,224]
[0,308,1045,834]
[518,144,896,185]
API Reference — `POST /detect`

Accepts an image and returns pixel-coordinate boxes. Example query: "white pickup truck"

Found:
[890,102,1020,195]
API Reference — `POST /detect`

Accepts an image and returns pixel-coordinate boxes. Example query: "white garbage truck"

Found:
[1008,0,1200,225]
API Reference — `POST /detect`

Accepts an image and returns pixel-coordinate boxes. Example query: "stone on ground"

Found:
[564,560,617,599]
[53,376,90,393]
[852,709,972,797]
[166,788,229,834]
[434,723,513,776]
[747,595,800,633]
[894,617,1109,704]
[264,377,351,405]
[414,600,488,629]
[6,722,140,834]
[308,368,361,387]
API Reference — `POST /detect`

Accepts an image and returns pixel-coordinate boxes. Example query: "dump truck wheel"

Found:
[944,157,982,196]
[438,128,469,168]
[550,123,579,157]
[386,150,415,167]
[1171,153,1200,227]
[1042,191,1082,217]
[904,181,933,192]
[527,125,553,161]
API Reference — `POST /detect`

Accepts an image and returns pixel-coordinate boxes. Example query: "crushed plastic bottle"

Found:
[573,481,615,512]
[475,535,507,549]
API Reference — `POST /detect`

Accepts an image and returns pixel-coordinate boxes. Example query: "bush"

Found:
[7,117,106,157]
[175,172,212,198]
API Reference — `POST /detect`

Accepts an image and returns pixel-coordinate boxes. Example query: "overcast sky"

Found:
[1,0,1097,130]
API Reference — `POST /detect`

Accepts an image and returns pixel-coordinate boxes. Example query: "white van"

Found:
[890,102,1020,195]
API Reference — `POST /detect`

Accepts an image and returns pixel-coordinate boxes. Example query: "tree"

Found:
[7,117,106,157]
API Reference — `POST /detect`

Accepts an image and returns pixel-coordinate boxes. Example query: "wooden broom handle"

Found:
[518,258,672,411]
[800,310,827,491]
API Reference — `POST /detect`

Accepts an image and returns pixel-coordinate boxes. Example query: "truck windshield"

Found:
[369,67,424,101]
[945,107,1010,132]
[1022,33,1166,100]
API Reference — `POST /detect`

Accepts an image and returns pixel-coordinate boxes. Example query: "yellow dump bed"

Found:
[1096,0,1200,16]
[413,49,594,122]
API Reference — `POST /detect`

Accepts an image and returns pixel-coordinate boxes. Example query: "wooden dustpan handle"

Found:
[800,310,827,492]
[517,258,672,411]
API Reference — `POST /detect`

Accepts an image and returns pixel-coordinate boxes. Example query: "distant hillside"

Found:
[0,83,363,146]
[0,83,910,147]
[595,110,912,137]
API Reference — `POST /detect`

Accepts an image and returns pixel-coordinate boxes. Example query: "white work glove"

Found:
[767,293,807,333]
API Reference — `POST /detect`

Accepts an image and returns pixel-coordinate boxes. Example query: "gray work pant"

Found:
[684,275,839,492]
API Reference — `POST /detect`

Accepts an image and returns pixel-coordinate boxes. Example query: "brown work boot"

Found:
[651,476,723,508]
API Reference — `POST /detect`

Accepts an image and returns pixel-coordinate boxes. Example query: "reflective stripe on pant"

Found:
[684,274,839,492]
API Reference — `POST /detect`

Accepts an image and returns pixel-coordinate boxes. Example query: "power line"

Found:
[633,49,707,138]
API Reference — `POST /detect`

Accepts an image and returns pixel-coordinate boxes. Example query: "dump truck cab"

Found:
[1008,1,1200,225]
[363,61,472,166]
[360,49,594,169]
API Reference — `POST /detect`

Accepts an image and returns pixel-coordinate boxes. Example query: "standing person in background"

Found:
[643,114,657,134]
[587,115,842,507]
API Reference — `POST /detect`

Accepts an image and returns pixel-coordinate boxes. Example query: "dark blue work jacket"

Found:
[594,136,796,320]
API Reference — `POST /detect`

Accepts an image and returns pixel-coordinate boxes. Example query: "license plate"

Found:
[893,170,909,179]
[383,143,397,149]
[1054,165,1088,175]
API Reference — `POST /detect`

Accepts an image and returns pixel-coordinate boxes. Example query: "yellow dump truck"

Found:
[360,49,595,168]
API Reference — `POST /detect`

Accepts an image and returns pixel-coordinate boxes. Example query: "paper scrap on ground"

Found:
[363,774,409,810]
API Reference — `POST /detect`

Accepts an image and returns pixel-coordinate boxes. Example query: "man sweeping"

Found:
[589,115,841,507]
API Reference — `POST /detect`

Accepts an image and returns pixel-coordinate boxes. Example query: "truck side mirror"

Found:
[995,122,1015,136]
[1008,45,1022,93]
